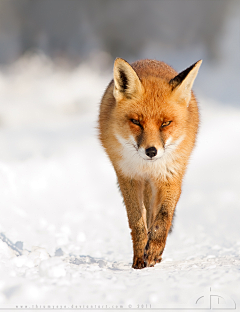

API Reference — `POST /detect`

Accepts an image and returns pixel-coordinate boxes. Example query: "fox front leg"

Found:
[117,173,148,269]
[144,184,181,267]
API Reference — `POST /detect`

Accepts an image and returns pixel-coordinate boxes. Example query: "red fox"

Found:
[98,58,201,269]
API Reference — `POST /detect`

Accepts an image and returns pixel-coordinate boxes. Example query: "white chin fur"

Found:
[114,133,184,180]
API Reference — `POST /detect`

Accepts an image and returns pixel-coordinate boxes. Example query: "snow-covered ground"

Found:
[0,55,239,310]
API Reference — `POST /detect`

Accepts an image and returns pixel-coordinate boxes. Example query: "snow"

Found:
[0,54,239,310]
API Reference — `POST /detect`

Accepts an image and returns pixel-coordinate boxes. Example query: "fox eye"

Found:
[130,119,140,126]
[161,121,172,128]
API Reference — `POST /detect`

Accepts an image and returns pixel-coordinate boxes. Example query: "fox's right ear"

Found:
[113,58,144,101]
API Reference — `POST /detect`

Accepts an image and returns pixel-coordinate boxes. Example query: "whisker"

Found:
[125,141,138,152]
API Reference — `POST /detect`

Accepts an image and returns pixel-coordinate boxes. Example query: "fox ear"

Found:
[170,60,202,106]
[113,58,144,101]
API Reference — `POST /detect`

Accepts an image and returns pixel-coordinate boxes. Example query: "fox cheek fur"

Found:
[98,57,201,269]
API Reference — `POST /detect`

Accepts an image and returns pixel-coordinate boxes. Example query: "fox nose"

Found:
[145,146,157,158]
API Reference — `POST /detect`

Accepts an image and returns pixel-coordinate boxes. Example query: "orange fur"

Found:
[98,58,201,269]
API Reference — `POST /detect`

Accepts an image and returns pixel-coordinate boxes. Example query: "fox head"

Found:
[111,58,201,178]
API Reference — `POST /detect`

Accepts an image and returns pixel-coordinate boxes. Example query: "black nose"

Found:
[145,146,157,158]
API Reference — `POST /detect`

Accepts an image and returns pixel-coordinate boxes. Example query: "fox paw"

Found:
[143,239,163,267]
[132,257,146,269]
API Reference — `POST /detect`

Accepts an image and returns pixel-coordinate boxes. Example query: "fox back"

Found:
[98,58,201,269]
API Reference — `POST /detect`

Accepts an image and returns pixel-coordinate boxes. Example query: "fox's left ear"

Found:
[170,60,202,106]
